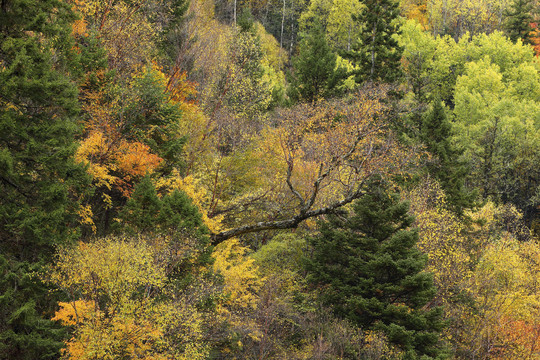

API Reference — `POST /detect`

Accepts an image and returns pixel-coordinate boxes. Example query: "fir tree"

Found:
[0,0,89,358]
[160,0,191,62]
[117,176,163,234]
[117,176,213,279]
[305,182,445,359]
[421,100,475,215]
[343,0,402,83]
[504,0,535,45]
[118,175,208,238]
[289,20,345,103]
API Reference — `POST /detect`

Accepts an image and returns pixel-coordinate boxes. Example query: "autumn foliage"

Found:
[6,0,540,359]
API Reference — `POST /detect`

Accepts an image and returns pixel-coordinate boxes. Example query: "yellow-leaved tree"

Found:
[458,203,540,359]
[208,85,419,244]
[211,238,265,352]
[48,236,209,360]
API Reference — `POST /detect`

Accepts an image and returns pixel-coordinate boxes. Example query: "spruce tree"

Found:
[305,183,445,359]
[289,20,345,103]
[0,0,89,358]
[343,0,402,83]
[504,0,535,45]
[421,100,474,215]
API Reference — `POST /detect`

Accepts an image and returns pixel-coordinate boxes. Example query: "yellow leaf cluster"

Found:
[213,238,264,310]
[76,205,96,233]
[76,130,162,194]
[49,236,210,359]
[52,300,95,326]
[409,182,472,297]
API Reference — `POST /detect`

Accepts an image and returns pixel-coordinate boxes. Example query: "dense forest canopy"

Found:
[2,0,540,358]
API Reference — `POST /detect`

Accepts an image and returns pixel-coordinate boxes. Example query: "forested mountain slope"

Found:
[2,0,540,358]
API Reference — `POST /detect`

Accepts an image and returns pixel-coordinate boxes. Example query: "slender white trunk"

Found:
[281,0,285,48]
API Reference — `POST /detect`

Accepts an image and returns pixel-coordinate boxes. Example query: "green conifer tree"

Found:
[504,0,535,45]
[160,0,191,63]
[289,20,344,103]
[0,0,89,358]
[117,176,163,234]
[343,0,402,83]
[421,100,475,215]
[305,182,445,359]
[118,175,208,237]
[116,176,213,279]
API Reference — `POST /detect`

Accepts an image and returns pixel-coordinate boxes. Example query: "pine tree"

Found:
[305,182,445,359]
[0,0,89,358]
[343,0,402,83]
[421,100,475,215]
[289,20,344,103]
[505,0,535,45]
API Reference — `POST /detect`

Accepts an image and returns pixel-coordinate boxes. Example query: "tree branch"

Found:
[286,156,306,207]
[210,182,368,245]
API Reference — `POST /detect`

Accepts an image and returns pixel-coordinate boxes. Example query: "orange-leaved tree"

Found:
[76,65,189,233]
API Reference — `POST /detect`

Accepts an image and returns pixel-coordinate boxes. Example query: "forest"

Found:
[2,0,540,358]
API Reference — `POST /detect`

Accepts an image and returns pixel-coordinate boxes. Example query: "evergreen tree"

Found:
[289,20,344,103]
[421,100,475,215]
[504,0,535,45]
[117,176,163,235]
[117,176,213,278]
[305,182,445,359]
[118,175,208,238]
[159,189,208,238]
[343,0,402,83]
[0,0,89,358]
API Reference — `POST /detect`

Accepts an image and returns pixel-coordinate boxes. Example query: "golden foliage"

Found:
[462,235,540,359]
[252,87,416,212]
[408,180,473,300]
[76,130,162,195]
[400,0,428,30]
[213,238,264,310]
[52,300,95,326]
[48,236,209,359]
[74,0,157,73]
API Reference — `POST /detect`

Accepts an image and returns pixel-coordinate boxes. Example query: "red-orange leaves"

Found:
[76,130,163,196]
[115,141,162,178]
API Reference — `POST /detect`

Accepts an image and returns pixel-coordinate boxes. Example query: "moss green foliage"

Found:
[0,257,67,360]
[253,233,306,274]
[421,100,475,214]
[0,1,89,358]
